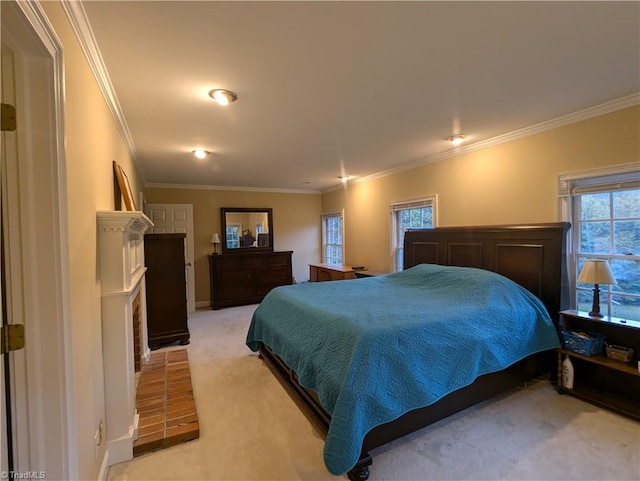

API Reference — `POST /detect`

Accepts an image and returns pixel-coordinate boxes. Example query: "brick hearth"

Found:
[133,349,199,456]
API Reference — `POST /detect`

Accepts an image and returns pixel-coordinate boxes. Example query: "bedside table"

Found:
[557,309,640,420]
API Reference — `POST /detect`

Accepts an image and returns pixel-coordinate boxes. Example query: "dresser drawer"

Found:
[267,254,292,268]
[243,255,267,269]
[214,256,244,272]
[216,270,255,284]
[258,267,291,282]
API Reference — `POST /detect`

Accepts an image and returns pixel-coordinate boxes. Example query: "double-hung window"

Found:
[560,166,640,321]
[390,197,436,271]
[322,210,344,264]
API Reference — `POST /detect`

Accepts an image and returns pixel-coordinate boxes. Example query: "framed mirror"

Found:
[220,207,273,254]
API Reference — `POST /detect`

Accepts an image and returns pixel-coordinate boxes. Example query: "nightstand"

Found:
[557,309,640,420]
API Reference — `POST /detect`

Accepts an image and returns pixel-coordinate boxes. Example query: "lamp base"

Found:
[588,285,604,318]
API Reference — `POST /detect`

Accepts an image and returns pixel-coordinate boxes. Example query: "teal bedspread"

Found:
[246,264,559,475]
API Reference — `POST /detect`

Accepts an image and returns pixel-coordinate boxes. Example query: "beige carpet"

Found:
[108,305,639,481]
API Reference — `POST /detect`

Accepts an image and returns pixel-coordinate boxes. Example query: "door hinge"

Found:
[1,103,17,132]
[1,324,25,354]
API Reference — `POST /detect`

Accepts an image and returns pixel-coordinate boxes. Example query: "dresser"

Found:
[209,251,293,309]
[144,233,190,349]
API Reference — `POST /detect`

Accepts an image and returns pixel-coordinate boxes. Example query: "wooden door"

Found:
[145,204,196,312]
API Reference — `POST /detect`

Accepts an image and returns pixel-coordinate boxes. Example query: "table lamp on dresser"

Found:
[211,233,221,255]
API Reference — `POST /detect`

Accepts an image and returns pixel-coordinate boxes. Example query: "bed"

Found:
[246,222,570,480]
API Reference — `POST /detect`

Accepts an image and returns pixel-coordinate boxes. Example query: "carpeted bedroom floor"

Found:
[107,305,639,481]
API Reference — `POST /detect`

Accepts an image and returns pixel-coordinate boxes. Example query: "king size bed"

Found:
[246,223,570,479]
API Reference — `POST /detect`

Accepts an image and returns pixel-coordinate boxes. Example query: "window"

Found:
[560,167,640,321]
[322,210,344,264]
[225,224,240,249]
[390,197,436,271]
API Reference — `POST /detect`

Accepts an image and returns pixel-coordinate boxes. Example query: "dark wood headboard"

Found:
[404,222,571,324]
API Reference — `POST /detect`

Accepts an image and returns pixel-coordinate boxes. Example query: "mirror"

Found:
[220,207,273,254]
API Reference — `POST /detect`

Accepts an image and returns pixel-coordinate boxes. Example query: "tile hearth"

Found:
[133,348,199,456]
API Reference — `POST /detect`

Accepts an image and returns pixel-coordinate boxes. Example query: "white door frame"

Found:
[1,2,76,479]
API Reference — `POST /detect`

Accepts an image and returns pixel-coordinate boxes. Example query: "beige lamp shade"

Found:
[211,233,221,244]
[578,259,616,285]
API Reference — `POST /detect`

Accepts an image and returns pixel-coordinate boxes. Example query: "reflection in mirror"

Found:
[220,208,273,254]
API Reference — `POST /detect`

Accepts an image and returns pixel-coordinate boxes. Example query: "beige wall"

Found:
[322,106,640,273]
[41,2,144,479]
[144,187,322,302]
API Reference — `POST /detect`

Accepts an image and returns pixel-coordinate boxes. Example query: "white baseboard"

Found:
[106,414,139,466]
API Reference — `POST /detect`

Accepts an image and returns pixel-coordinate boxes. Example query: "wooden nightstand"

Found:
[557,309,640,420]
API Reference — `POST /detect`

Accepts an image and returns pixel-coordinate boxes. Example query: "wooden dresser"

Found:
[209,251,293,309]
[144,233,190,349]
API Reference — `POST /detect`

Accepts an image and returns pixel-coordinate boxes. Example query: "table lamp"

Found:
[211,233,221,255]
[577,259,616,317]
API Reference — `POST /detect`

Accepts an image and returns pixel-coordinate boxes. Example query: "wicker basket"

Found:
[561,330,605,356]
[605,343,634,363]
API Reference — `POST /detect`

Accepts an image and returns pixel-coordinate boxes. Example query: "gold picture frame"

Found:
[113,160,136,211]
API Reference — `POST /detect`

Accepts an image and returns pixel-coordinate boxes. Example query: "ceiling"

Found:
[81,1,639,192]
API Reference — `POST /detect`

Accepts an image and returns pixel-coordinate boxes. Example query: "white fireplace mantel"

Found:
[97,210,153,465]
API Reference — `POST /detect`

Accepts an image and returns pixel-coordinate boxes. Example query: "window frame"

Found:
[321,209,344,265]
[390,196,437,272]
[558,164,640,320]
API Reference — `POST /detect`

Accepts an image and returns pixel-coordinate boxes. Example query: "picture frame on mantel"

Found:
[113,160,136,211]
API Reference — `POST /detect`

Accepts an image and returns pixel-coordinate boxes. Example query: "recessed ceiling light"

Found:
[208,89,238,106]
[447,134,467,146]
[339,175,349,182]
[192,149,210,159]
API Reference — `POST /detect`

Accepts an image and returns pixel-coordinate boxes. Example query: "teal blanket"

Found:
[246,264,559,475]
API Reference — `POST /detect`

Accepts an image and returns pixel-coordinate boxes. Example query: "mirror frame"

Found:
[220,207,274,254]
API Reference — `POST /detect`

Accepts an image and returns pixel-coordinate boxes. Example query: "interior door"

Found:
[145,204,196,312]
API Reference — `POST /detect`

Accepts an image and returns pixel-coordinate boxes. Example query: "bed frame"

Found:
[258,222,570,480]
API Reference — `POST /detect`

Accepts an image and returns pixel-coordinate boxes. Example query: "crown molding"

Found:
[61,1,147,183]
[342,93,640,192]
[145,182,321,195]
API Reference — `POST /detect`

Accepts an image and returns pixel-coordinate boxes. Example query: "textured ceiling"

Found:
[82,1,640,191]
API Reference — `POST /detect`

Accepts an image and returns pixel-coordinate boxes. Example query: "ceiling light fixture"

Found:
[447,134,467,146]
[192,149,210,159]
[339,175,349,182]
[208,89,238,106]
